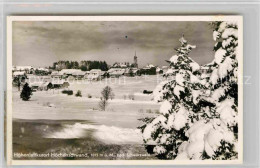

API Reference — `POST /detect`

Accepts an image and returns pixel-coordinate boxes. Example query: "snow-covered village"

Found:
[13,52,172,92]
[11,20,240,161]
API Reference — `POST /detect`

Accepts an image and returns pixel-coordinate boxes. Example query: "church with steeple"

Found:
[133,51,138,68]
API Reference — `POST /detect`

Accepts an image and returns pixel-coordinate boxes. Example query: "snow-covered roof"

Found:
[27,75,52,82]
[132,69,139,73]
[14,66,33,71]
[156,67,162,72]
[107,68,118,73]
[83,71,90,76]
[86,71,105,79]
[90,69,102,73]
[29,81,50,87]
[88,69,106,76]
[13,71,26,76]
[51,71,63,76]
[108,68,125,75]
[125,68,139,74]
[60,69,81,75]
[72,71,86,76]
[146,64,155,68]
[112,62,129,68]
[37,67,49,72]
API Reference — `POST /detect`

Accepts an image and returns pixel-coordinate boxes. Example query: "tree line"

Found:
[51,60,109,71]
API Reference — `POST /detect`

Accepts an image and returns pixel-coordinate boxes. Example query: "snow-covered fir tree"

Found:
[191,21,239,160]
[139,35,203,159]
[139,22,239,160]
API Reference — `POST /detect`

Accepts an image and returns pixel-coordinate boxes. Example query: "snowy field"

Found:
[12,75,161,160]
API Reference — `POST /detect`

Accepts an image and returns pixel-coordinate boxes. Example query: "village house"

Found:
[25,75,51,84]
[108,68,126,78]
[59,69,82,77]
[13,71,27,78]
[13,66,34,74]
[28,82,40,92]
[40,76,52,83]
[50,71,63,79]
[132,68,140,76]
[51,80,70,89]
[37,67,49,72]
[140,64,157,75]
[83,71,90,79]
[112,62,130,68]
[86,69,106,80]
[156,67,163,74]
[146,64,155,69]
[72,71,87,80]
[25,75,52,91]
[50,69,84,79]
[28,82,50,92]
[124,68,140,76]
[34,67,50,76]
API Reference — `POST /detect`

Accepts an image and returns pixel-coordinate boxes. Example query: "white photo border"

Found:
[6,15,243,165]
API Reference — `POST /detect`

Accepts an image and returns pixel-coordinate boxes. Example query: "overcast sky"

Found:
[13,21,215,68]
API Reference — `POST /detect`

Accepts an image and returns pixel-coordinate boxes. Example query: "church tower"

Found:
[134,51,138,68]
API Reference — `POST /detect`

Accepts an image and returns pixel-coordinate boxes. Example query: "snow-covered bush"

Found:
[139,22,239,160]
[62,90,73,95]
[75,90,82,97]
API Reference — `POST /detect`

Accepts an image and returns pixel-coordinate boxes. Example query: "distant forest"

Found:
[51,61,109,71]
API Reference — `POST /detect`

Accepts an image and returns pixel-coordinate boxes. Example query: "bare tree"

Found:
[99,98,108,111]
[99,86,114,111]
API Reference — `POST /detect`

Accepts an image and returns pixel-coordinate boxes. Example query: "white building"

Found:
[108,68,126,78]
[156,67,163,74]
[29,82,50,91]
[85,69,106,80]
[112,62,130,68]
[72,71,87,79]
[146,64,155,68]
[13,71,26,78]
[124,68,139,76]
[36,67,49,72]
[12,66,34,74]
[59,69,82,76]
[51,71,63,79]
[51,69,86,79]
